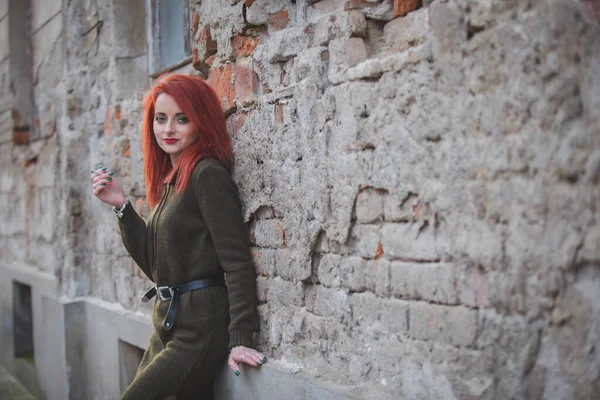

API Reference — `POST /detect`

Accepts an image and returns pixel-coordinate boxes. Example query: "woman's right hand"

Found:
[91,167,127,208]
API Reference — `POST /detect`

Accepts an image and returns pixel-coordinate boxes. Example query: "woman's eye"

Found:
[177,117,188,123]
[155,116,166,123]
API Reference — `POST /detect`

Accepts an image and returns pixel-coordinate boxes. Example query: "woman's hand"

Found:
[91,167,127,208]
[227,346,267,376]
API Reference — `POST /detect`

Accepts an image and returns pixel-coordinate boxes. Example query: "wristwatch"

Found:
[112,198,129,219]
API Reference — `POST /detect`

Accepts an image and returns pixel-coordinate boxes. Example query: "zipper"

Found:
[150,184,171,274]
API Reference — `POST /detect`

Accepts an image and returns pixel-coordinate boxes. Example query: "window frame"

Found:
[147,0,193,77]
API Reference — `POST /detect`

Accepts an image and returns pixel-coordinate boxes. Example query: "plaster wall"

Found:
[0,0,598,399]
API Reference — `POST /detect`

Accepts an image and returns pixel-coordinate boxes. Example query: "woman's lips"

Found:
[164,139,179,144]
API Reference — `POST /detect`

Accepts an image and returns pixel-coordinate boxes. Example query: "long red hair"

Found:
[142,74,232,207]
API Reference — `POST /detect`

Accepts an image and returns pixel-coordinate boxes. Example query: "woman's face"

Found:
[153,93,198,165]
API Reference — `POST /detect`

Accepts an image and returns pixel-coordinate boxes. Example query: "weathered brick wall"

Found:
[190,1,600,398]
[1,0,599,399]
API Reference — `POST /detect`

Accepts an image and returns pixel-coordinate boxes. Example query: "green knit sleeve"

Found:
[195,163,259,348]
[117,202,153,282]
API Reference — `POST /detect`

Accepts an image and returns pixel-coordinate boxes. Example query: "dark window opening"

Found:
[13,281,34,363]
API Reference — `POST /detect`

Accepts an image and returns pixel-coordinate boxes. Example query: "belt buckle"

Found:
[156,286,173,301]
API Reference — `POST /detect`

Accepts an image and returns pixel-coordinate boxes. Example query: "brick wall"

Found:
[189,1,599,398]
[1,0,599,399]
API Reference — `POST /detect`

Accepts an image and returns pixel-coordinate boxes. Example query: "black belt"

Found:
[141,277,223,331]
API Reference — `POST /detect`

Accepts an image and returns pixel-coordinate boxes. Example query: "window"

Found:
[150,0,192,75]
[8,0,34,144]
[13,281,34,362]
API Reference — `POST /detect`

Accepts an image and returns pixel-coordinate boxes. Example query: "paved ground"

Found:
[0,365,36,400]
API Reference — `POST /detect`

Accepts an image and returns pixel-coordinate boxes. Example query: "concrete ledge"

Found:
[215,361,362,400]
[1,263,363,399]
[69,297,152,399]
[0,263,153,400]
[0,263,62,399]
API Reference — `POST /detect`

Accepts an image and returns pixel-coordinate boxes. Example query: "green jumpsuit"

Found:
[117,159,259,399]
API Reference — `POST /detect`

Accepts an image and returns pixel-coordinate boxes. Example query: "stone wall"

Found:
[1,0,599,399]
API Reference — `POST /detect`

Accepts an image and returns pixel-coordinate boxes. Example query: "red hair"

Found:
[142,74,233,207]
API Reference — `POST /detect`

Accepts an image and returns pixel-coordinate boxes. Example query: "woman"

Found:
[91,74,264,399]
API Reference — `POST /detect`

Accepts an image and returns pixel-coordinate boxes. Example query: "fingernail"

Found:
[261,357,267,362]
[107,177,112,181]
[235,371,240,376]
[102,183,107,186]
[101,167,107,170]
[255,361,260,366]
[108,171,115,176]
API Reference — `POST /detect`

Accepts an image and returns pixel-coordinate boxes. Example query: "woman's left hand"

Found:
[227,346,267,376]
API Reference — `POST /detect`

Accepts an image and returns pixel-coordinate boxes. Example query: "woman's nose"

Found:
[165,120,175,135]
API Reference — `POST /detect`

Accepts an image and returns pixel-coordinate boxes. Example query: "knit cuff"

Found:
[229,330,256,349]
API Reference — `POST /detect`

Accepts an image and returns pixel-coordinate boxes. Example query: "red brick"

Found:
[115,104,121,120]
[246,0,256,7]
[199,26,217,52]
[191,11,200,38]
[233,35,260,58]
[234,64,259,106]
[375,242,384,260]
[208,63,235,113]
[205,54,216,68]
[105,106,112,137]
[12,130,30,145]
[226,112,248,138]
[192,46,202,69]
[393,0,420,18]
[274,102,284,125]
[268,10,289,31]
[193,26,218,73]
[344,0,376,11]
[124,142,131,157]
[12,108,36,142]
[208,62,259,112]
